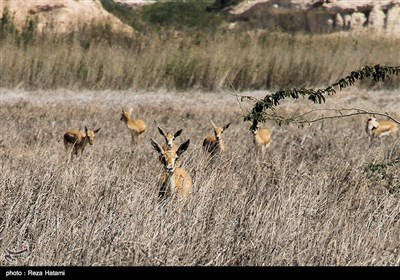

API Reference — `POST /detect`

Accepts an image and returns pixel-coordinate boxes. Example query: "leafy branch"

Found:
[242,64,400,129]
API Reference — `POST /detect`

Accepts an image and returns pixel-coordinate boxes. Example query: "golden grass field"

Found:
[0,86,399,265]
[1,30,399,91]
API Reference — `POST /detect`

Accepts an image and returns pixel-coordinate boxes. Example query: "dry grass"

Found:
[0,87,399,266]
[1,30,399,91]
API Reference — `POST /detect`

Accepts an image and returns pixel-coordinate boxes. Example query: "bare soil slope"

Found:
[0,0,135,35]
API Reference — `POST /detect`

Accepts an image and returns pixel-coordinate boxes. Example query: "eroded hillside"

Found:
[228,0,400,36]
[0,0,135,35]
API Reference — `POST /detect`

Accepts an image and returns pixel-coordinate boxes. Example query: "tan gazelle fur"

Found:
[252,125,272,155]
[202,120,231,157]
[120,108,146,145]
[366,116,398,144]
[157,126,183,153]
[63,126,101,156]
[151,138,193,200]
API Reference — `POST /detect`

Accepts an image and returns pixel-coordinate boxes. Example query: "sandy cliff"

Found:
[0,0,135,35]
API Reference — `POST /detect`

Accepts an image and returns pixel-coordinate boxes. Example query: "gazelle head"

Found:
[367,116,379,127]
[151,138,190,174]
[366,116,379,132]
[120,108,133,122]
[211,120,231,141]
[85,126,101,145]
[157,126,183,150]
[251,125,259,135]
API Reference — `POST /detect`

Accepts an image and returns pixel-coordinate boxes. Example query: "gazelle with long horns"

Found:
[366,116,398,144]
[202,120,231,157]
[120,108,146,145]
[157,126,183,153]
[150,138,193,200]
[63,126,101,156]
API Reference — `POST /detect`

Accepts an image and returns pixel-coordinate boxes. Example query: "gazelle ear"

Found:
[85,126,88,133]
[177,139,190,157]
[211,120,217,128]
[94,128,101,134]
[128,108,133,114]
[158,126,166,138]
[223,122,231,130]
[174,129,183,138]
[150,138,163,154]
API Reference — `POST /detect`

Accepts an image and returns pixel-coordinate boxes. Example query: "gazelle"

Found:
[251,125,272,155]
[150,138,193,200]
[157,126,183,153]
[120,108,146,145]
[366,116,398,144]
[202,120,231,157]
[63,126,101,155]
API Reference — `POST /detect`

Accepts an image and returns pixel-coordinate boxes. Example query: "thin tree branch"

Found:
[258,108,400,126]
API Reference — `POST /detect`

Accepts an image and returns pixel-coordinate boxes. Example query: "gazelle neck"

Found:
[218,139,225,151]
[79,135,90,151]
[164,171,176,195]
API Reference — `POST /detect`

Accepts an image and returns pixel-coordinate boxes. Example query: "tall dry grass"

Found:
[0,28,399,91]
[0,88,399,266]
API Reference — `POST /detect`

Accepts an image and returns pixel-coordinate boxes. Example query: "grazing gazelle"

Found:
[202,120,231,157]
[157,126,183,153]
[150,138,193,200]
[251,125,272,155]
[63,126,101,156]
[120,108,146,145]
[366,116,398,143]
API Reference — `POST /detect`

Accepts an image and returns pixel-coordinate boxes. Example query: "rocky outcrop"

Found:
[0,0,136,36]
[228,0,400,36]
[113,0,155,9]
